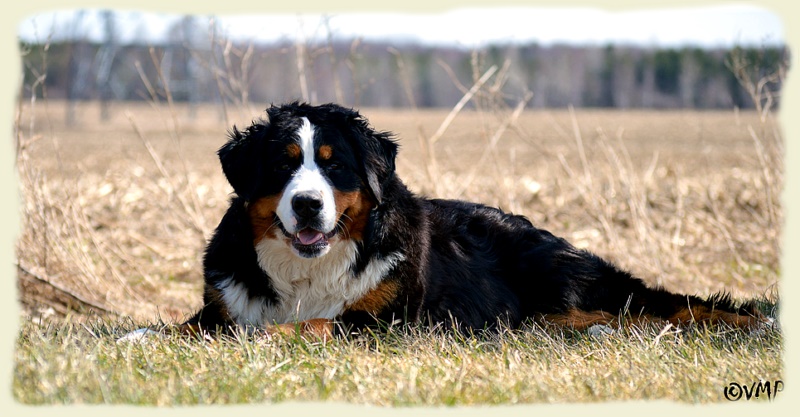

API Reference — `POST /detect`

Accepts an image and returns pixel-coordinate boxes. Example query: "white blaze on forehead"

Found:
[297,116,316,166]
[276,117,337,234]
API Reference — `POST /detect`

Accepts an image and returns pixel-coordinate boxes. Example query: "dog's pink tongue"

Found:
[297,229,324,245]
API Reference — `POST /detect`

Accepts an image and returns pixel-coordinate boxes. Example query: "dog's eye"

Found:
[275,164,292,173]
[322,160,342,171]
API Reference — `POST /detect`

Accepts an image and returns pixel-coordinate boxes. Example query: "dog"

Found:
[178,102,764,339]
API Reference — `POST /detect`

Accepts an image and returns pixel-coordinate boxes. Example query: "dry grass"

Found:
[15,99,781,323]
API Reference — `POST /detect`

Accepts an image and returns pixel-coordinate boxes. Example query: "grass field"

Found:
[13,99,783,405]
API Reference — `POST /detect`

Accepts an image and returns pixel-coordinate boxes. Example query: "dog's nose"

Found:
[292,191,324,219]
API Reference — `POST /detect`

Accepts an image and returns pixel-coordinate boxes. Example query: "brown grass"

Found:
[15,99,782,324]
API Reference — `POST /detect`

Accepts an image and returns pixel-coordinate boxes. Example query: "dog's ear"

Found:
[353,120,398,205]
[218,123,266,201]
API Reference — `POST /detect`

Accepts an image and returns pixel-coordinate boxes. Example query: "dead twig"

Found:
[17,262,116,316]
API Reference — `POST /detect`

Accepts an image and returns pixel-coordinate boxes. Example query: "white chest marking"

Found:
[217,238,404,327]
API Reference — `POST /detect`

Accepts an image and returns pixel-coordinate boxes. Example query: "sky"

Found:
[17,5,784,48]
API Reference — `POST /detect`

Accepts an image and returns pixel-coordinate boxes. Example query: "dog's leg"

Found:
[566,254,769,330]
[538,308,617,331]
[662,301,766,328]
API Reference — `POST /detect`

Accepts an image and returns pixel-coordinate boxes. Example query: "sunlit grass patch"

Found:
[14,314,782,405]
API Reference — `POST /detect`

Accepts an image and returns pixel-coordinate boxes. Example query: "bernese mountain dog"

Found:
[178,102,764,339]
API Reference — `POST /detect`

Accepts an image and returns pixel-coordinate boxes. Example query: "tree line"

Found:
[19,33,787,113]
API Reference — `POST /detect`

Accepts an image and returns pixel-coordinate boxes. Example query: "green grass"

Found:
[14,316,782,405]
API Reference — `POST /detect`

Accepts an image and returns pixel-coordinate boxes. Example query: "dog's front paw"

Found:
[264,318,334,341]
[116,328,164,344]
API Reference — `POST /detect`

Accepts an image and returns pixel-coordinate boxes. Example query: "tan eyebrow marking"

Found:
[318,145,333,160]
[286,143,301,159]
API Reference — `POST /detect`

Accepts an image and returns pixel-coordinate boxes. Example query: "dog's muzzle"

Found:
[288,191,335,258]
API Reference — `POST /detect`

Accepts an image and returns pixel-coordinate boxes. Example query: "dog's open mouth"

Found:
[289,227,337,257]
[295,228,326,246]
[273,217,340,258]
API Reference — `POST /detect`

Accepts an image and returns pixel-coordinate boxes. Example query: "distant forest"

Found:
[18,15,788,111]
